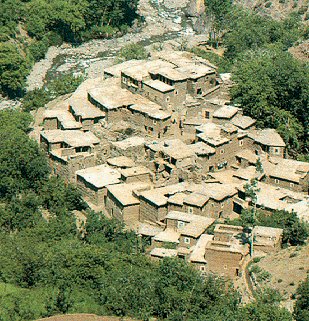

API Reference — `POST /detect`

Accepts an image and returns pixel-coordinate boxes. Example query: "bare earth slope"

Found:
[36,314,138,321]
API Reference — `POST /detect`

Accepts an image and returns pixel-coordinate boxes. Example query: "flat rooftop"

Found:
[41,130,100,147]
[231,114,256,130]
[143,79,175,93]
[104,60,147,78]
[107,156,136,168]
[213,105,239,119]
[112,136,145,150]
[249,129,286,147]
[150,247,178,258]
[129,102,172,120]
[107,182,149,206]
[69,98,105,119]
[119,166,151,178]
[122,59,174,81]
[88,78,137,110]
[76,164,121,189]
[44,110,82,130]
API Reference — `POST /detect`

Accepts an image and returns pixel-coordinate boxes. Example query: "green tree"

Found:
[294,276,309,321]
[231,47,308,154]
[117,43,148,62]
[0,111,50,198]
[204,0,232,46]
[0,43,30,97]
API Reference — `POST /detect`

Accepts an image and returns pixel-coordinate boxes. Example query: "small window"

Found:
[275,179,279,184]
[177,221,185,229]
[184,237,190,244]
[290,182,294,188]
[220,149,224,154]
[166,97,170,102]
[239,140,243,146]
[205,111,210,119]
[200,266,205,272]
[122,77,127,83]
[274,148,280,154]
[221,203,224,208]
[224,264,228,270]
[174,90,178,95]
[187,206,193,214]
[153,119,157,124]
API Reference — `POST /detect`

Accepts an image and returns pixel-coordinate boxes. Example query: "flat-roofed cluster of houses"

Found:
[37,50,308,279]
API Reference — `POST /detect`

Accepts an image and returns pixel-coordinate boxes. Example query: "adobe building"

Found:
[105,182,150,226]
[40,129,102,182]
[68,98,105,130]
[263,157,309,193]
[189,234,249,278]
[75,164,121,206]
[119,166,153,184]
[43,110,82,131]
[252,226,283,253]
[163,211,215,248]
[248,129,286,157]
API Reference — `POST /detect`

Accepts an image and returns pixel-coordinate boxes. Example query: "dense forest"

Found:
[0,0,139,97]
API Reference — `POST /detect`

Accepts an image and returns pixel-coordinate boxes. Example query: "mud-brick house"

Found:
[87,78,136,123]
[75,164,121,206]
[213,224,244,243]
[68,98,105,130]
[106,156,136,169]
[139,183,187,223]
[190,142,216,172]
[40,129,100,153]
[120,59,174,95]
[195,123,241,171]
[146,66,187,109]
[43,110,82,131]
[145,139,197,171]
[119,166,153,184]
[105,182,150,226]
[110,136,146,163]
[177,63,217,97]
[183,184,238,219]
[263,157,309,193]
[231,114,256,130]
[212,105,239,125]
[40,129,101,182]
[163,211,215,248]
[234,181,307,217]
[252,226,283,253]
[248,129,286,157]
[190,234,249,278]
[128,102,171,138]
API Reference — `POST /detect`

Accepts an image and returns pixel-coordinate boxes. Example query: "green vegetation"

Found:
[117,43,148,62]
[198,3,309,157]
[294,276,309,321]
[22,73,84,112]
[0,0,139,97]
[0,111,295,321]
[233,209,308,246]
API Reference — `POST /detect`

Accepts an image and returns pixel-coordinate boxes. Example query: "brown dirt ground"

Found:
[36,314,139,321]
[256,244,309,298]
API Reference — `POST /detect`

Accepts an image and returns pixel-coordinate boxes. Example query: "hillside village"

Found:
[33,49,309,280]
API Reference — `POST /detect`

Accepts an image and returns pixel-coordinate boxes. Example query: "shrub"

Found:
[117,43,148,62]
